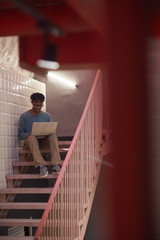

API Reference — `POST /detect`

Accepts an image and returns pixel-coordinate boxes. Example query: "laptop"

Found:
[31,122,58,136]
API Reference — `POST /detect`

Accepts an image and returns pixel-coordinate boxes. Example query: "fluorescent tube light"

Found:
[47,72,78,88]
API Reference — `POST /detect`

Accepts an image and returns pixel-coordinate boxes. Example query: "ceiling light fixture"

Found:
[36,42,60,70]
[47,72,78,89]
[36,59,60,70]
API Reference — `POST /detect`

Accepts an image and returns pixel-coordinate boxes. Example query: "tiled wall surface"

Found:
[0,36,34,78]
[0,66,46,188]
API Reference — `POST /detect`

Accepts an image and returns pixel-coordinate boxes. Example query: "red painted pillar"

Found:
[103,1,151,240]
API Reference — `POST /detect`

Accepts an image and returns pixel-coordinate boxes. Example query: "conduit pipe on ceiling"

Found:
[10,0,65,36]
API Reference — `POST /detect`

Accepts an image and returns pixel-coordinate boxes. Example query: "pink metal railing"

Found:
[34,69,103,240]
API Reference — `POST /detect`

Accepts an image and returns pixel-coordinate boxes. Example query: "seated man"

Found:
[18,92,61,178]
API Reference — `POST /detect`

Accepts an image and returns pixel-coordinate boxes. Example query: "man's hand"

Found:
[36,135,47,139]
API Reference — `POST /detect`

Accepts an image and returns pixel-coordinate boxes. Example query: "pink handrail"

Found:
[34,69,101,240]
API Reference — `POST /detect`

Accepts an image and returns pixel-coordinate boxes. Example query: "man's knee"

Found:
[26,135,37,144]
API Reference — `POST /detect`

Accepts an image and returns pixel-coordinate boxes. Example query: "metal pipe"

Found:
[10,0,65,36]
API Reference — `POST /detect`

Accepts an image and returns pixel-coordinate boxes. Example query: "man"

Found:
[18,92,61,178]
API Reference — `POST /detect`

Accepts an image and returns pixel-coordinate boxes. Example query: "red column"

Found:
[103,1,151,240]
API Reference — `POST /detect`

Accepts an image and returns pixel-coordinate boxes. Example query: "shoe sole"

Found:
[40,172,48,178]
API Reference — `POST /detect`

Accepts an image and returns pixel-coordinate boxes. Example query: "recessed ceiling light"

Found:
[36,59,60,70]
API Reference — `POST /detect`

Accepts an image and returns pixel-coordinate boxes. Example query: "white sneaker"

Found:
[40,164,48,178]
[52,164,61,174]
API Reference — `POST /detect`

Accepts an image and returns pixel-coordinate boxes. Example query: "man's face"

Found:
[31,100,43,113]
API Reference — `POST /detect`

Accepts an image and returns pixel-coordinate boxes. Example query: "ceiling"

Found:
[0,0,107,74]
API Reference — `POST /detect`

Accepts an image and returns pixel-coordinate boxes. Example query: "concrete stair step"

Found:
[0,202,47,209]
[0,218,78,227]
[6,174,58,180]
[0,238,71,240]
[0,188,53,194]
[18,140,71,154]
[19,148,68,154]
[12,161,64,174]
[12,161,52,167]
[58,140,71,146]
[0,218,40,227]
[0,237,34,240]
[0,236,73,240]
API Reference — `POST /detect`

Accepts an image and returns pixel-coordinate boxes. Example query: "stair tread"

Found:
[13,161,52,166]
[0,218,40,227]
[6,174,58,179]
[0,236,68,240]
[0,187,53,194]
[18,140,71,154]
[19,148,68,154]
[0,237,33,240]
[58,140,71,145]
[0,202,47,209]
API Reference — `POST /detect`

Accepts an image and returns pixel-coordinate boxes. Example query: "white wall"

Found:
[46,69,96,137]
[0,36,34,78]
[0,67,46,188]
[0,37,46,188]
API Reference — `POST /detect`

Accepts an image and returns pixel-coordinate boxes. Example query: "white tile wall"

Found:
[0,66,46,188]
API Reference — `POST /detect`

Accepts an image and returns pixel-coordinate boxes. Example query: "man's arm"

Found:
[18,115,31,140]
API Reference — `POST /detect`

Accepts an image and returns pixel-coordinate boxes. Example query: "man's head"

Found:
[30,92,45,113]
[30,92,45,102]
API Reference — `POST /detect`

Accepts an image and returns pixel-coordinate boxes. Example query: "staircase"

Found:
[0,140,71,239]
[0,70,106,240]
